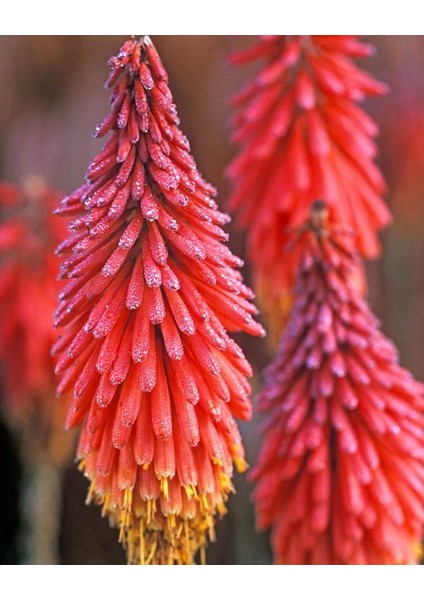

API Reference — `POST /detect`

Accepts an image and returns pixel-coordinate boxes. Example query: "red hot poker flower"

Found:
[0,179,75,565]
[54,36,265,565]
[0,178,70,456]
[252,201,424,564]
[227,35,391,337]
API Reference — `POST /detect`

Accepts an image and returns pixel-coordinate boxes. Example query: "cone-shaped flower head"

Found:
[228,35,391,337]
[53,36,265,565]
[252,201,424,564]
[0,179,69,459]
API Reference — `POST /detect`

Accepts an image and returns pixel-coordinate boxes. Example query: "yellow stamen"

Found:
[139,519,145,565]
[184,484,197,499]
[86,480,95,505]
[118,517,126,543]
[146,498,156,524]
[101,493,111,517]
[200,494,209,511]
[181,519,189,562]
[218,471,232,491]
[176,521,183,538]
[234,456,248,473]
[146,540,158,565]
[167,513,176,531]
[82,455,246,565]
[217,501,227,516]
[160,477,169,499]
[124,488,133,510]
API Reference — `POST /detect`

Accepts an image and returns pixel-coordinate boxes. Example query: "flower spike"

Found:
[54,36,265,565]
[0,178,68,453]
[252,200,424,564]
[227,35,391,337]
[0,178,74,564]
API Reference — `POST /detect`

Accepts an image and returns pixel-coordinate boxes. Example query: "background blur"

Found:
[0,35,423,565]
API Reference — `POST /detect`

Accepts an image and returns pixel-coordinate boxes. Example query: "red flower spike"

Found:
[227,35,391,338]
[0,178,74,465]
[54,36,265,565]
[252,201,424,565]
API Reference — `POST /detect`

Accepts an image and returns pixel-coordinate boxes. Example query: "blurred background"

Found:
[0,35,423,565]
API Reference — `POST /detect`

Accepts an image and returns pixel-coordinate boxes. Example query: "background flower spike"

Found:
[227,35,391,340]
[54,36,265,565]
[0,177,74,564]
[252,200,424,565]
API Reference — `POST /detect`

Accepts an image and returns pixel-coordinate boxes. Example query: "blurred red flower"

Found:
[227,35,391,337]
[54,36,265,565]
[383,99,424,228]
[252,201,424,564]
[0,178,70,461]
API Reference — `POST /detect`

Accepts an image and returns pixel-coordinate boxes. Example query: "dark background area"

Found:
[0,35,423,564]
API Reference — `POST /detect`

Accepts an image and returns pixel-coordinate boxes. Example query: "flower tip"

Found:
[259,324,267,338]
[379,82,390,95]
[223,211,232,224]
[226,49,246,67]
[234,456,249,473]
[361,42,377,56]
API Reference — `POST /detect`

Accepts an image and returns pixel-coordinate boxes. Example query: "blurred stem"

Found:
[20,460,62,565]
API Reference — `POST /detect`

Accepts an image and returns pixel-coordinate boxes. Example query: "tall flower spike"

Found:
[0,178,69,454]
[227,35,391,337]
[54,36,265,565]
[252,201,424,565]
[0,178,73,564]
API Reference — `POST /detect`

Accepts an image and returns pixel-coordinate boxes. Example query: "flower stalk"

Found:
[54,36,265,565]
